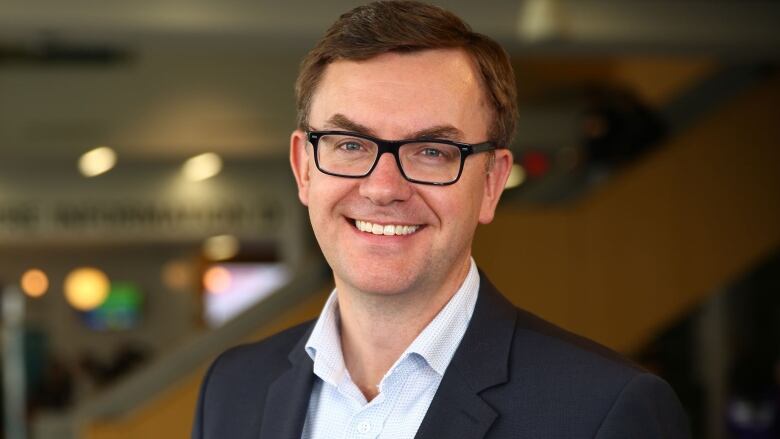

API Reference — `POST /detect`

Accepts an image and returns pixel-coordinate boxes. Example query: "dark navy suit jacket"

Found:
[193,274,691,439]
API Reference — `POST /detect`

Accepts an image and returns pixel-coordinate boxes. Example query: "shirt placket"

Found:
[344,357,419,439]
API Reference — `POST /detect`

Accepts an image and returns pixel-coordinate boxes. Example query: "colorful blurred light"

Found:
[522,151,551,178]
[82,282,143,331]
[21,268,49,298]
[64,267,110,311]
[203,266,232,295]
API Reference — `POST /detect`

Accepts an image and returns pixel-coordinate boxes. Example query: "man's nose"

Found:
[358,152,413,205]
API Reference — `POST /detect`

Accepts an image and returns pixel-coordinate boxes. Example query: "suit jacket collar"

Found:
[259,271,517,439]
[259,325,315,439]
[414,271,517,439]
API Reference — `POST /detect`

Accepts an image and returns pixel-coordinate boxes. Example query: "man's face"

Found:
[290,49,511,298]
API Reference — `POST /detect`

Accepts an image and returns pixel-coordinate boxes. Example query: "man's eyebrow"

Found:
[409,125,463,141]
[323,114,377,136]
[323,114,464,141]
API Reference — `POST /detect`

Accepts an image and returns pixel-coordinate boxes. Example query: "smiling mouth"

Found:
[351,219,422,236]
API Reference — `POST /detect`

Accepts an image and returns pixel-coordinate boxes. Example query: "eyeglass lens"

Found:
[316,133,462,184]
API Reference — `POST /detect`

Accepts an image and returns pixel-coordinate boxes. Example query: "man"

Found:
[193,2,691,438]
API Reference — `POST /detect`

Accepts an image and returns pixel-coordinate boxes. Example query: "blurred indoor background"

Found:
[0,0,778,438]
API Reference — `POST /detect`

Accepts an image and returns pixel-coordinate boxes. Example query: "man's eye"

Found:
[338,141,363,152]
[416,145,457,161]
[421,147,443,157]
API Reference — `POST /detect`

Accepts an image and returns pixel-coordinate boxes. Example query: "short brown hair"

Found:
[295,0,518,148]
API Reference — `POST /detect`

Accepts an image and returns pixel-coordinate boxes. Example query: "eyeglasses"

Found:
[306,130,496,186]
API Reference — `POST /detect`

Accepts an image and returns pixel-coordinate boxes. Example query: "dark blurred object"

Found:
[726,353,779,439]
[78,343,149,388]
[635,247,780,439]
[0,34,131,65]
[581,85,666,167]
[635,318,705,439]
[506,83,666,204]
[725,248,780,439]
[504,63,775,206]
[24,328,74,413]
[29,357,73,412]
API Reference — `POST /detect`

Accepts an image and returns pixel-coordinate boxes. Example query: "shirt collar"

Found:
[304,290,346,387]
[403,259,479,375]
[304,258,480,383]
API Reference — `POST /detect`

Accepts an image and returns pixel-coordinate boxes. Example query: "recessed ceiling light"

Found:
[78,146,117,177]
[182,152,223,181]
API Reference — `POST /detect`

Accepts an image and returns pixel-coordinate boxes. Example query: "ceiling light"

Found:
[203,234,240,261]
[64,267,110,311]
[182,153,223,181]
[518,0,563,42]
[78,146,117,177]
[21,268,49,298]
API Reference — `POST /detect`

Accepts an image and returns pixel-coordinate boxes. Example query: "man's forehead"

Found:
[322,49,479,89]
[308,49,490,142]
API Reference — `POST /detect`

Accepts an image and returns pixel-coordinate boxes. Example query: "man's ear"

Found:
[290,130,311,206]
[478,148,513,224]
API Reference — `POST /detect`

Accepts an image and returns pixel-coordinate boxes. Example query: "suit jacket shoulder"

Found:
[497,306,688,438]
[418,273,690,439]
[193,321,315,439]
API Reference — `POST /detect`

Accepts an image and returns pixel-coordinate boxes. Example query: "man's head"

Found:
[290,1,516,299]
[295,0,517,149]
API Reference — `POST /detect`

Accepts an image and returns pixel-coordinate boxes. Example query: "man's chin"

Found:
[337,272,421,297]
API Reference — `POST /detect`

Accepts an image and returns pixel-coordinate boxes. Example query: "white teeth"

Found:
[355,220,420,236]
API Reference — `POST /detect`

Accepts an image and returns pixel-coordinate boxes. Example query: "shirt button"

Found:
[357,421,371,433]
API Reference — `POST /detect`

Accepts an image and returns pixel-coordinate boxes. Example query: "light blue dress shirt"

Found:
[301,259,480,439]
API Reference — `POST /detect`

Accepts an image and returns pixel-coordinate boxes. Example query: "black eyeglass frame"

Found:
[306,130,497,186]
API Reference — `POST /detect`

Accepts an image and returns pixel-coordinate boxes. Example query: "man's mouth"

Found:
[352,219,421,236]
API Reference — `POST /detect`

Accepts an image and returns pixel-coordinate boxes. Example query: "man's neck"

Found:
[335,258,472,401]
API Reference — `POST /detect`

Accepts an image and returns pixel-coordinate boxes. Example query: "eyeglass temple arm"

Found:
[468,143,497,154]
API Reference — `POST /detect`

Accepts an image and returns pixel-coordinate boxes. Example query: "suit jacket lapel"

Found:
[259,326,315,439]
[415,273,517,439]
